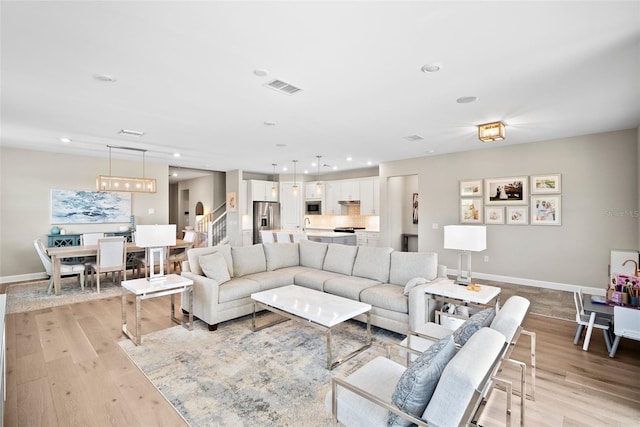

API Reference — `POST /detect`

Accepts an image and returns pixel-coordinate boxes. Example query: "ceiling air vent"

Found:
[264,79,303,95]
[119,129,145,137]
[403,134,424,142]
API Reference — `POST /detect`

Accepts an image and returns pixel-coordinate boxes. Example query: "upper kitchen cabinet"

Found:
[324,181,341,215]
[305,182,324,200]
[339,180,359,201]
[359,178,379,215]
[280,182,302,230]
[249,179,278,202]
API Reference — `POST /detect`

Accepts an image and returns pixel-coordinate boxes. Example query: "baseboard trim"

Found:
[0,272,48,285]
[447,269,606,296]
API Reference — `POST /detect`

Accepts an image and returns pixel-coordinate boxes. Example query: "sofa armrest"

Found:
[181,271,221,325]
[437,264,447,279]
[182,260,192,273]
[408,282,438,331]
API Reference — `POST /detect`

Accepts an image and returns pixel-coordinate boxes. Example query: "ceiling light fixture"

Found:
[315,155,322,195]
[173,153,180,158]
[478,121,506,142]
[271,163,278,198]
[291,160,299,196]
[60,137,72,143]
[92,73,117,82]
[421,63,441,73]
[96,145,157,193]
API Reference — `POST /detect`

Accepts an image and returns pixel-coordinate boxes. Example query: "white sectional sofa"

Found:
[180,240,448,334]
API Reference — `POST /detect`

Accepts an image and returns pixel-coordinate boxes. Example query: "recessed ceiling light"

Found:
[346,157,352,161]
[60,137,72,143]
[92,73,117,82]
[173,153,180,158]
[404,134,425,142]
[456,96,478,104]
[282,167,288,171]
[254,69,269,77]
[303,170,309,174]
[367,161,373,166]
[426,150,435,154]
[172,172,178,177]
[333,166,338,170]
[421,64,441,73]
[276,143,287,147]
[264,121,276,126]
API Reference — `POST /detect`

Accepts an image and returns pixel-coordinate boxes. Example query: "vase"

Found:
[51,226,60,235]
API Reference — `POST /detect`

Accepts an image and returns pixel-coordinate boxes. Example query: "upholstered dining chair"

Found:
[275,231,291,243]
[292,232,308,242]
[573,288,612,352]
[168,230,197,273]
[608,305,640,358]
[89,237,126,293]
[260,230,275,243]
[81,232,105,273]
[34,239,85,294]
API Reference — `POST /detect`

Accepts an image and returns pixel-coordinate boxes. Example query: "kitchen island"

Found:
[305,231,357,246]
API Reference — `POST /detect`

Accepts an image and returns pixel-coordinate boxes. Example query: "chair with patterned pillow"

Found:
[34,239,85,294]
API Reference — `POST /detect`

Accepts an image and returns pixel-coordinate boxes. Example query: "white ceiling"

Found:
[1,1,639,176]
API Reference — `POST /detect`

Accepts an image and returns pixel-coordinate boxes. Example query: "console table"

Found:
[401,233,418,252]
[425,280,502,310]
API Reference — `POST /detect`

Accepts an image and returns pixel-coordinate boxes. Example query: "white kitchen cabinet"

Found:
[359,178,379,215]
[250,179,278,202]
[305,182,324,200]
[355,231,379,247]
[339,180,359,201]
[324,181,341,215]
[280,182,302,230]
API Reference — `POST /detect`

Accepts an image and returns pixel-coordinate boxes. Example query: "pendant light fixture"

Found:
[271,163,278,198]
[292,160,299,196]
[315,155,322,195]
[96,145,157,193]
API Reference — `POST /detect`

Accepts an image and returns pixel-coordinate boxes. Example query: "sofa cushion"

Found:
[360,284,408,314]
[199,253,231,284]
[231,244,267,277]
[389,252,438,286]
[244,269,298,291]
[218,277,261,303]
[323,244,358,276]
[324,276,381,301]
[293,269,344,292]
[263,242,300,271]
[186,244,233,277]
[403,277,429,296]
[452,307,496,346]
[299,239,328,270]
[388,335,457,427]
[351,246,393,282]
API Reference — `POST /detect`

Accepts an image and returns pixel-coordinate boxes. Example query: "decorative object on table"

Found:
[443,225,487,286]
[51,189,131,224]
[134,224,177,281]
[484,176,528,205]
[506,206,529,225]
[412,192,418,224]
[530,173,562,194]
[460,198,483,224]
[96,145,157,193]
[51,226,60,235]
[531,195,561,225]
[484,206,505,225]
[459,179,483,197]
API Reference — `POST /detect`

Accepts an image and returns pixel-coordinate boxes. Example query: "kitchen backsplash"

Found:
[304,205,380,230]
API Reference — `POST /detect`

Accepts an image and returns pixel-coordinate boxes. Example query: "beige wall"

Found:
[0,147,169,280]
[380,129,639,289]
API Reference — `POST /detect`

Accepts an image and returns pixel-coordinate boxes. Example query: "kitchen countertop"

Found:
[305,231,356,238]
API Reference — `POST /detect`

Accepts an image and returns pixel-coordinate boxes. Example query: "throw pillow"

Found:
[388,335,457,427]
[451,307,496,346]
[403,277,429,296]
[199,252,231,284]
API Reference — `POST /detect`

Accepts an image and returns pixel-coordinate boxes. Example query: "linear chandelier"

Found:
[477,121,506,142]
[96,145,157,193]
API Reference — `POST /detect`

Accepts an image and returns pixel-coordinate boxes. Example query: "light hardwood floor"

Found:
[3,292,639,426]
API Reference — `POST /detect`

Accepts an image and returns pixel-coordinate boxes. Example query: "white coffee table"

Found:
[121,274,194,345]
[425,279,502,308]
[251,285,372,370]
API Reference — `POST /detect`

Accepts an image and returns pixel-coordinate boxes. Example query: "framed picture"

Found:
[412,193,418,224]
[51,189,131,224]
[484,206,505,225]
[506,206,529,225]
[484,176,528,205]
[460,198,483,224]
[226,191,237,212]
[531,174,561,194]
[459,179,483,197]
[531,195,561,225]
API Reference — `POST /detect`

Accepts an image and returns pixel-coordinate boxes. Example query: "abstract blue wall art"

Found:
[51,189,132,224]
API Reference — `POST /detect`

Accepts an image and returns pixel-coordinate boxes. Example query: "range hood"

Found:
[338,200,360,206]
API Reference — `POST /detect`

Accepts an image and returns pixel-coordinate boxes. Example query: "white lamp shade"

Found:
[134,224,177,247]
[444,225,486,252]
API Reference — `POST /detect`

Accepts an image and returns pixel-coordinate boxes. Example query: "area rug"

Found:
[119,314,403,426]
[5,276,122,314]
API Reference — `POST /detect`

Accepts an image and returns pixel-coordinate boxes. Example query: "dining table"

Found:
[46,239,192,296]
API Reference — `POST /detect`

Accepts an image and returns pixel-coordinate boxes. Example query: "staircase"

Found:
[195,202,227,247]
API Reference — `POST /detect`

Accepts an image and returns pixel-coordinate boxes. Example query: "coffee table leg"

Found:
[188,286,193,330]
[326,329,333,370]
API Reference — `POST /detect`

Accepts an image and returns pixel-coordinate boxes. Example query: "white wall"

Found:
[380,129,639,289]
[0,147,169,280]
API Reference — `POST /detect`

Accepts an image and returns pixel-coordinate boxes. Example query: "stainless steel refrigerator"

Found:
[253,201,281,244]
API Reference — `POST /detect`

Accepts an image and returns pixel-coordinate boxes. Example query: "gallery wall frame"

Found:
[460,198,483,224]
[459,179,483,197]
[485,206,505,225]
[484,176,528,205]
[531,195,562,225]
[50,189,131,224]
[531,174,562,194]
[506,206,529,225]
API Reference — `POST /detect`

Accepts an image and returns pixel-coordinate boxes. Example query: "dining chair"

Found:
[573,288,612,352]
[168,230,197,273]
[81,232,105,272]
[260,230,275,243]
[275,231,291,243]
[609,305,640,358]
[34,239,85,294]
[89,237,126,293]
[135,246,170,278]
[292,232,308,242]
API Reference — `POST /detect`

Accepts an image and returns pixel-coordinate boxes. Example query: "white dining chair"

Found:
[169,230,197,273]
[34,239,85,294]
[609,305,640,358]
[275,232,291,243]
[573,288,612,352]
[260,230,275,243]
[90,237,127,293]
[81,232,105,272]
[292,232,308,242]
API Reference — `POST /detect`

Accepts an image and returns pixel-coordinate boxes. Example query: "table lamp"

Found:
[134,224,177,281]
[443,225,487,286]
